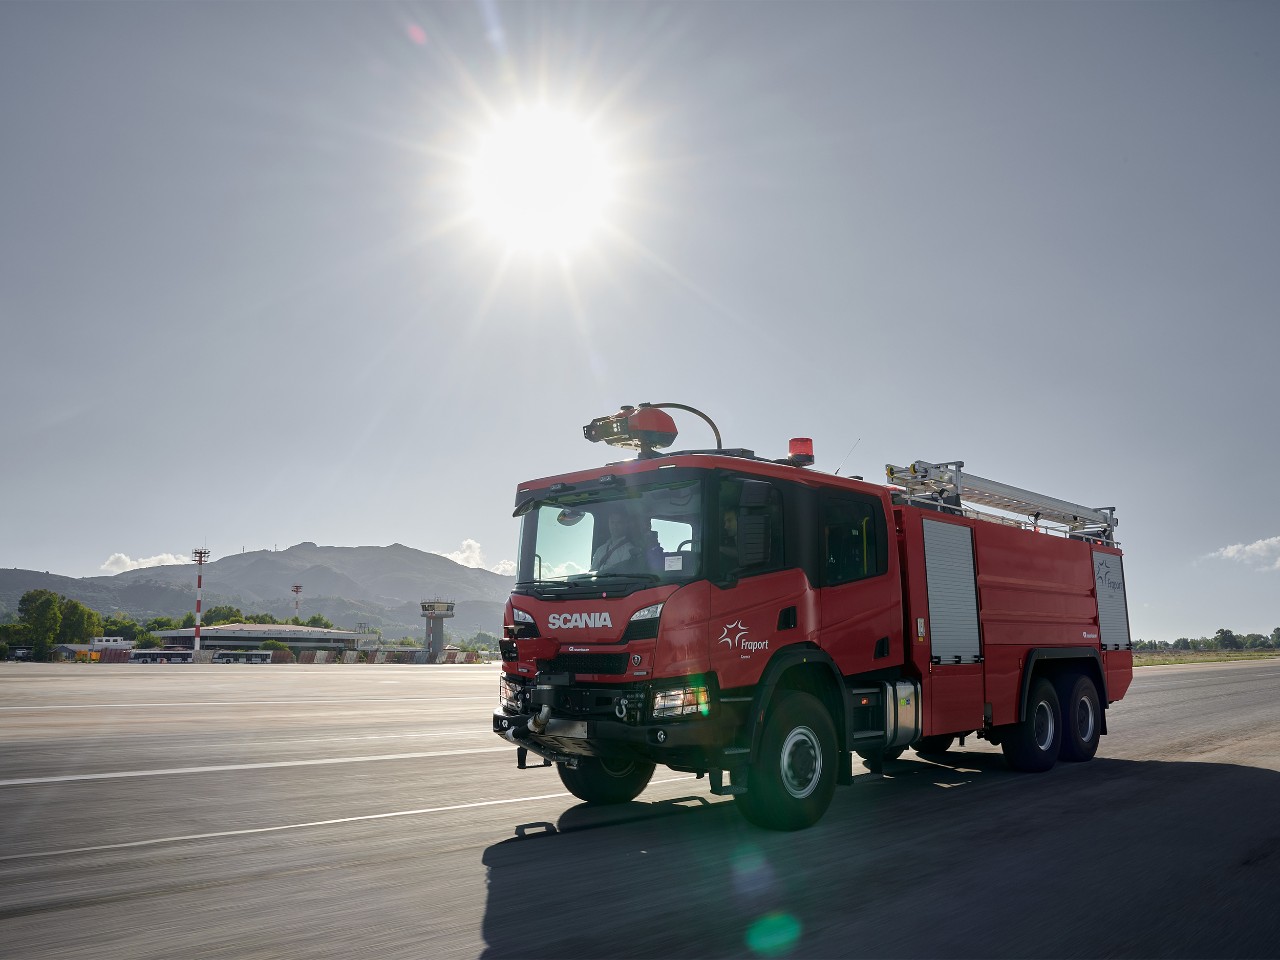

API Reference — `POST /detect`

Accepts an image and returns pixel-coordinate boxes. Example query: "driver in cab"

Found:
[592,513,640,574]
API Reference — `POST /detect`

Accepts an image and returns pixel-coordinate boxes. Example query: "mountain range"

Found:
[0,542,514,640]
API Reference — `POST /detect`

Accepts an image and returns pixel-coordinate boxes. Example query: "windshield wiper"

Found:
[589,572,660,582]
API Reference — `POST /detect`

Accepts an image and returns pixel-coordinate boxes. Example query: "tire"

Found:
[557,756,655,804]
[1001,677,1061,772]
[1057,674,1101,762]
[914,734,956,757]
[736,690,837,831]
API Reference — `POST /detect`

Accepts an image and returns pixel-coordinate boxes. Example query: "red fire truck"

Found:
[494,403,1132,830]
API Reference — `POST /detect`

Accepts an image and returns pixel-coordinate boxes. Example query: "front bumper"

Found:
[492,706,736,763]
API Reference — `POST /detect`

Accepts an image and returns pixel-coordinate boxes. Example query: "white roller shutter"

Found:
[1093,552,1131,650]
[923,519,982,663]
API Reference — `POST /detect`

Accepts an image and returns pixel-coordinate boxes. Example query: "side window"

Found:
[720,478,784,578]
[823,495,888,585]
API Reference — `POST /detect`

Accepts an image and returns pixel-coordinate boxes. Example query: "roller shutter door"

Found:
[1092,552,1131,650]
[923,519,982,663]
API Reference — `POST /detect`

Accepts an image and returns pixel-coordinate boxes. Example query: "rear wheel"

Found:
[736,690,837,831]
[914,734,956,757]
[1057,674,1101,762]
[1001,677,1061,772]
[557,756,655,804]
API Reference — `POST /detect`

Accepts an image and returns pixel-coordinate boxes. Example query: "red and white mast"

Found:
[192,548,211,651]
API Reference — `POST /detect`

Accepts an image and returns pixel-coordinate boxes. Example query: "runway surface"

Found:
[3,660,1280,958]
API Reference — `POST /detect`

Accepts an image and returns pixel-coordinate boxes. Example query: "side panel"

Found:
[972,522,1100,726]
[817,574,904,677]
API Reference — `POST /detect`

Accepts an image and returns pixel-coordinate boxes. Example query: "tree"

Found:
[0,623,28,650]
[57,598,103,644]
[458,631,500,654]
[103,615,146,643]
[305,614,333,629]
[1214,628,1242,651]
[180,612,196,629]
[146,616,178,632]
[22,591,61,662]
[200,605,243,626]
[135,636,163,649]
[244,612,279,625]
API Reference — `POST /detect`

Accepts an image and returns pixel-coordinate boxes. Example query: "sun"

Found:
[467,105,615,255]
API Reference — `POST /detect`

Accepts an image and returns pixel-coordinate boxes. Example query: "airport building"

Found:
[151,622,362,655]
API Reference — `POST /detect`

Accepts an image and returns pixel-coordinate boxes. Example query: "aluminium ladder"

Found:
[885,460,1117,543]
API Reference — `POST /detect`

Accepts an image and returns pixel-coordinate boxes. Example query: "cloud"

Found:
[100,552,192,574]
[441,539,515,576]
[1205,536,1280,571]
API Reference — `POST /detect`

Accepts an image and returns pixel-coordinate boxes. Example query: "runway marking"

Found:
[0,776,695,862]
[0,747,512,787]
[0,696,493,711]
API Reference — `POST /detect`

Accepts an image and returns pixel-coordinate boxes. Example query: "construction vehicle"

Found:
[493,403,1132,830]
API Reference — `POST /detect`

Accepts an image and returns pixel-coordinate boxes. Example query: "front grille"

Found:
[544,653,629,675]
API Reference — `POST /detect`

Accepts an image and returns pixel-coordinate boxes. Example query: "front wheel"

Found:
[557,756,655,804]
[736,690,837,831]
[1057,674,1101,762]
[1001,677,1061,772]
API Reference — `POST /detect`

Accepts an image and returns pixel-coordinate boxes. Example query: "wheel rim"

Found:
[600,758,635,778]
[1033,700,1056,752]
[779,725,822,799]
[1074,695,1096,742]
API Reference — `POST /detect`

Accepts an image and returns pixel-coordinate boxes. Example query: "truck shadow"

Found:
[480,755,1280,958]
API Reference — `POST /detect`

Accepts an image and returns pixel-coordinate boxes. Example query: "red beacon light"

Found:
[583,404,679,458]
[788,437,814,467]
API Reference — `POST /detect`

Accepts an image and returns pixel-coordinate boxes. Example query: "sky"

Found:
[2,1,1278,642]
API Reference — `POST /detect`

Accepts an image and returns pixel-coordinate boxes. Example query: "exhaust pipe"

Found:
[501,705,551,745]
[528,704,551,734]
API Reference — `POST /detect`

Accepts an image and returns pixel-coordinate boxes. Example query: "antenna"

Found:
[833,438,861,476]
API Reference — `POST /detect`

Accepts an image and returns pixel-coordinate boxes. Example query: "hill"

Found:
[0,542,513,640]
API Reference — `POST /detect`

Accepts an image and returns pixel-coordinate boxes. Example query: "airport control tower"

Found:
[420,600,455,663]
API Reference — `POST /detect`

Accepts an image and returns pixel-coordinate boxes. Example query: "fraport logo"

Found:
[718,620,769,657]
[547,612,613,630]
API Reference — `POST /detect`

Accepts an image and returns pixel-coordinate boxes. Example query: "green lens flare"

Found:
[745,911,802,956]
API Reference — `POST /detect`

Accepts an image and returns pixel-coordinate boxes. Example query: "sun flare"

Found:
[468,106,615,255]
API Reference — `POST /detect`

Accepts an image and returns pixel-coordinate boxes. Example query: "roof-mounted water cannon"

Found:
[583,402,723,459]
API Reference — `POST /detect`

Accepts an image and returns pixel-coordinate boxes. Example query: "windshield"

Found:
[516,476,703,586]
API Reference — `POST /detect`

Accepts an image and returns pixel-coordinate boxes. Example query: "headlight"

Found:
[506,607,539,640]
[623,602,663,642]
[499,674,526,712]
[651,684,710,719]
[630,603,663,621]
